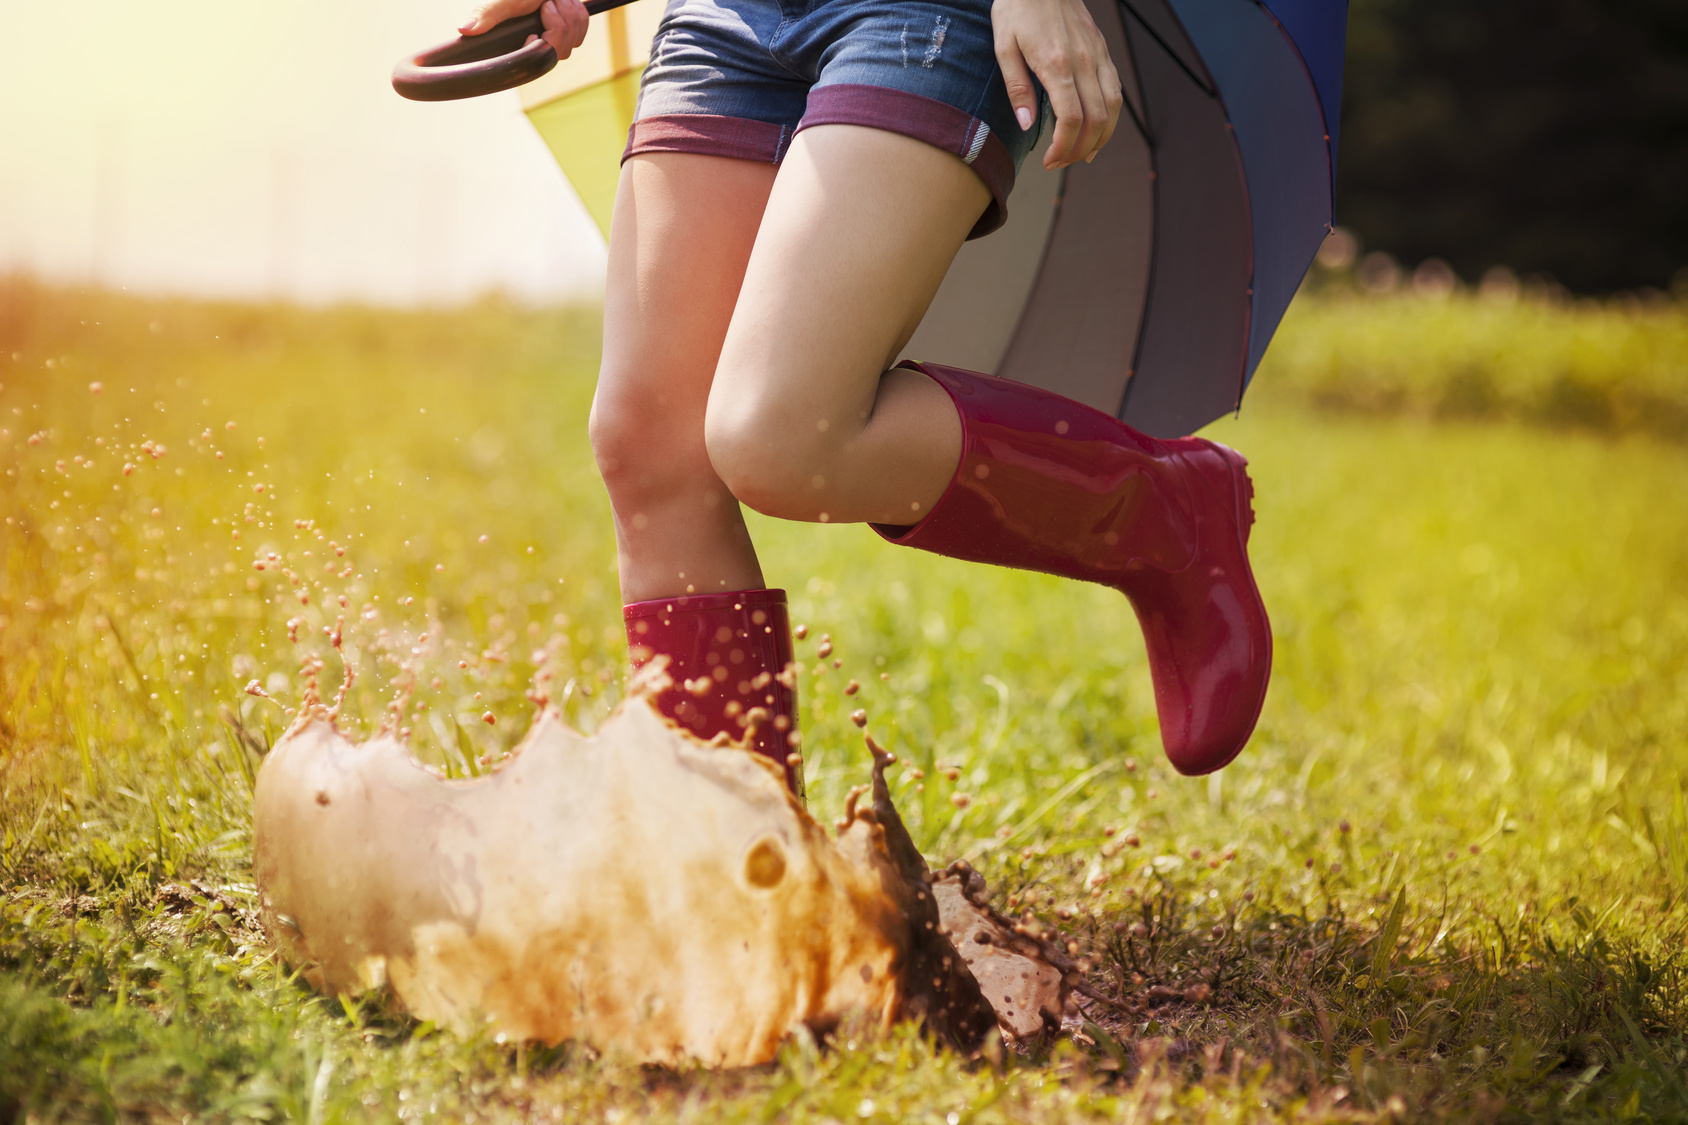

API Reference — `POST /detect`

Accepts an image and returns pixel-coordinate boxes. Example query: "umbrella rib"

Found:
[1115,127,1158,423]
[1118,83,1152,146]
[1116,0,1217,99]
[1112,0,1156,422]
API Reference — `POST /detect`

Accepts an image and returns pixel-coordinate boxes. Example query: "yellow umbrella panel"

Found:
[520,1,664,240]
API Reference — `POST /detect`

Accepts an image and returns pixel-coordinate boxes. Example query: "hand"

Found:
[459,0,590,60]
[992,0,1124,170]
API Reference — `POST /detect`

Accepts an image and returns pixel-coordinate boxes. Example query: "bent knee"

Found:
[589,385,710,502]
[586,392,642,482]
[704,397,836,521]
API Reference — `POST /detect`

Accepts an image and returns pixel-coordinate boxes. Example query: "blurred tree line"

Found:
[1336,0,1688,293]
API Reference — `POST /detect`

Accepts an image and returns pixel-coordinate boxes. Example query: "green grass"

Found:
[2,277,1687,1122]
[1263,280,1688,442]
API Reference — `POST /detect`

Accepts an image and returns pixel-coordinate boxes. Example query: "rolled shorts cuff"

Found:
[625,114,795,165]
[623,87,1019,239]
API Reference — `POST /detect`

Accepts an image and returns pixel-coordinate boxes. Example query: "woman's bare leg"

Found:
[591,153,779,603]
[705,125,990,526]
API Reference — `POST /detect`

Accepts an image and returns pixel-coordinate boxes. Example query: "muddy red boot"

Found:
[874,363,1271,775]
[623,588,803,794]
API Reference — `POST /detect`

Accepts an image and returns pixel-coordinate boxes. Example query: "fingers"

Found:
[458,0,540,36]
[1047,37,1119,167]
[1041,70,1083,170]
[1069,54,1110,165]
[539,0,590,57]
[993,33,1040,135]
[995,0,1124,169]
[1090,56,1125,160]
[460,0,587,60]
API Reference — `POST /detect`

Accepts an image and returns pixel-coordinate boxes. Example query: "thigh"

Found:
[789,0,1040,238]
[708,123,990,444]
[598,152,779,435]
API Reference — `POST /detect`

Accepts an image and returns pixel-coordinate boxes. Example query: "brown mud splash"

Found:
[930,861,1086,1043]
[253,666,1064,1066]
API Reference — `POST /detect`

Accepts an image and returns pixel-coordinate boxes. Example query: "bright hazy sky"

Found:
[0,0,607,304]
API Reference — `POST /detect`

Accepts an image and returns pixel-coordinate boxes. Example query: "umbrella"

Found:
[394,0,661,235]
[898,0,1348,437]
[398,0,1347,438]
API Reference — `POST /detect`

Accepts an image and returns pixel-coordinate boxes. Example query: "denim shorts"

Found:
[625,0,1045,238]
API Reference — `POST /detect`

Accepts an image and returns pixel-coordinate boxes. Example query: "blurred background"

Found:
[0,0,605,305]
[2,0,1683,305]
[1338,0,1688,296]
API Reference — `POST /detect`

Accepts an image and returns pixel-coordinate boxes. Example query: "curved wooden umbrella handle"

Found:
[392,0,636,102]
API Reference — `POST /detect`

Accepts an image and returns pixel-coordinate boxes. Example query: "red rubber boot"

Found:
[874,363,1271,775]
[623,588,803,795]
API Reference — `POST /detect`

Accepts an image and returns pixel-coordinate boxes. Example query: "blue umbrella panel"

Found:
[897,0,1347,438]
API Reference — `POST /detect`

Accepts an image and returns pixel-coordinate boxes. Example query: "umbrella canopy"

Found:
[519,0,1347,438]
[521,3,665,235]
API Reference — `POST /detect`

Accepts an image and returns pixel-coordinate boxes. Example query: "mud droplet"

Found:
[743,837,787,888]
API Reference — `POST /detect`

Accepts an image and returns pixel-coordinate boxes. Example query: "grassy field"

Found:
[2,278,1686,1123]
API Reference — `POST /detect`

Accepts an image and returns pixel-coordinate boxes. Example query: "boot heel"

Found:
[1235,456,1256,540]
[1207,442,1257,541]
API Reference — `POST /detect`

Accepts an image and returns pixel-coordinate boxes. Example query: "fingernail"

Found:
[1015,107,1034,131]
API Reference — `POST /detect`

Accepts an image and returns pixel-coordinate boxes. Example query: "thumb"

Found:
[459,1,527,35]
[458,5,493,34]
[995,35,1038,132]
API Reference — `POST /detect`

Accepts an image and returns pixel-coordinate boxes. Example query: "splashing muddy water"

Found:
[252,667,1069,1066]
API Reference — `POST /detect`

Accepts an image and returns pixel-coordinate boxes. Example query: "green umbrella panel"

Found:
[521,0,662,238]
